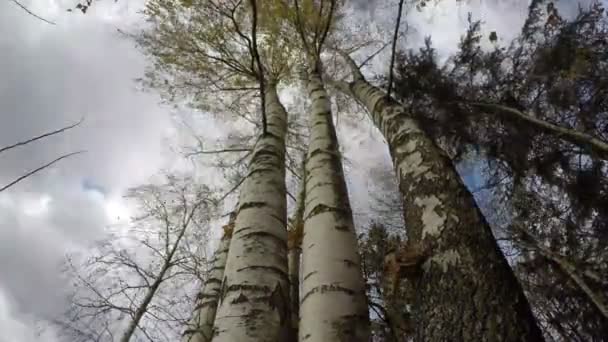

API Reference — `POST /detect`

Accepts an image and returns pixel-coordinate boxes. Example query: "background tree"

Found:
[54,174,213,342]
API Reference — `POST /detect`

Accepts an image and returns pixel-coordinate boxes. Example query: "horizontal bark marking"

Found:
[342,259,358,268]
[239,201,269,211]
[246,167,283,179]
[303,271,318,281]
[241,231,287,249]
[306,181,338,195]
[260,130,282,141]
[235,265,289,281]
[268,213,288,226]
[305,203,351,221]
[249,148,282,163]
[308,147,340,160]
[309,87,327,99]
[300,284,358,304]
[193,300,219,311]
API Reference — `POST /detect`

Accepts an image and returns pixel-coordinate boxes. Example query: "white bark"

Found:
[183,222,233,342]
[211,83,290,342]
[299,71,370,342]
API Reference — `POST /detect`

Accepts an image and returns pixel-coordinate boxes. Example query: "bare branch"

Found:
[386,0,405,99]
[0,151,85,192]
[10,0,56,25]
[0,117,84,154]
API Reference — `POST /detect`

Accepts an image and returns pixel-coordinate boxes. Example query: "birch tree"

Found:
[57,174,213,342]
[324,12,545,338]
[182,213,235,342]
[140,1,298,340]
[283,1,371,340]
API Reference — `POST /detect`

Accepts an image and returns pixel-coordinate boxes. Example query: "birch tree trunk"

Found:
[212,83,290,342]
[183,219,234,342]
[287,160,305,341]
[333,63,544,340]
[299,70,370,342]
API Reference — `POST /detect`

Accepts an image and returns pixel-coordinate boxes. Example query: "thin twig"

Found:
[386,0,405,99]
[0,117,84,154]
[358,38,397,69]
[1,151,86,192]
[10,0,56,25]
[185,148,251,157]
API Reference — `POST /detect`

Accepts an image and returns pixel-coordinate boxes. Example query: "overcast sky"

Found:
[0,0,595,341]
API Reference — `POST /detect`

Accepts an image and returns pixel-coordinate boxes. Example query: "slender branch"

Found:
[358,39,395,69]
[0,117,84,154]
[0,151,85,192]
[10,0,56,25]
[463,101,608,159]
[185,148,251,157]
[386,0,405,99]
[249,0,267,135]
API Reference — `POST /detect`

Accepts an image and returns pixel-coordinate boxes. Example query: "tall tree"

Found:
[329,35,544,342]
[287,1,371,340]
[140,1,297,340]
[183,213,235,342]
[387,2,608,338]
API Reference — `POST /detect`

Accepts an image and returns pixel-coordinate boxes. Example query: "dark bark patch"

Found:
[303,271,318,281]
[343,259,357,268]
[232,292,250,304]
[239,201,268,211]
[300,284,357,304]
[241,231,287,250]
[236,265,289,282]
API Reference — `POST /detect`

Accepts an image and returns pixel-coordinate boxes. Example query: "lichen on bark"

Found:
[340,77,544,341]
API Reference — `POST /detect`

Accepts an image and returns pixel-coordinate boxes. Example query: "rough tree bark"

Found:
[299,69,370,342]
[183,217,234,342]
[332,54,544,341]
[211,82,291,342]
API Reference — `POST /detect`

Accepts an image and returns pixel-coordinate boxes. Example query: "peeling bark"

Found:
[211,83,290,342]
[183,220,234,342]
[335,69,544,340]
[298,71,370,342]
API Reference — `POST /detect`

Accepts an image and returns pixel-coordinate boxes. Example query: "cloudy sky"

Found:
[0,0,594,341]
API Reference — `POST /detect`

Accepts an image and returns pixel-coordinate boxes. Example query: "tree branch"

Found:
[0,117,84,154]
[249,0,268,135]
[10,0,56,25]
[386,0,405,99]
[0,151,85,192]
[463,101,608,159]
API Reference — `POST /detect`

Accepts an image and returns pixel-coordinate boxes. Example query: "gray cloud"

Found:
[0,1,173,340]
